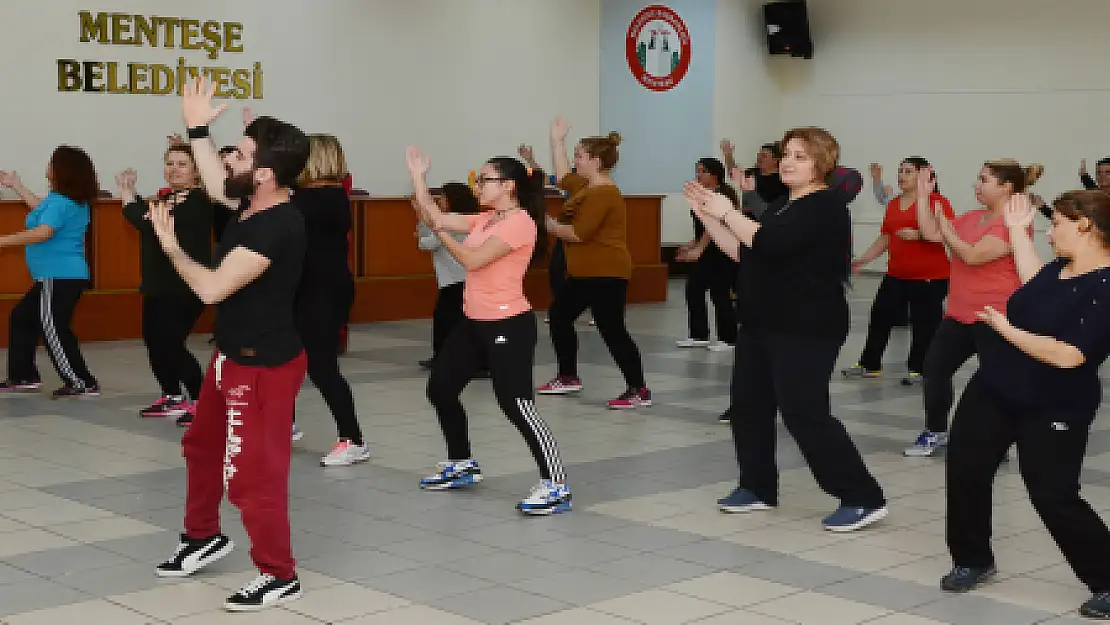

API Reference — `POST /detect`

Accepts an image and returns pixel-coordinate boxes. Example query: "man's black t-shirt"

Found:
[214,201,306,366]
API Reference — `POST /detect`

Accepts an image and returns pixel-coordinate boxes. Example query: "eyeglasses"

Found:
[474,176,508,186]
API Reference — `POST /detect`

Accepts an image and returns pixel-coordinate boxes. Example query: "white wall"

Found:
[0,0,600,197]
[663,0,778,244]
[771,0,1110,265]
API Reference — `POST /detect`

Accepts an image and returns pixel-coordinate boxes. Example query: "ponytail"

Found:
[522,167,550,265]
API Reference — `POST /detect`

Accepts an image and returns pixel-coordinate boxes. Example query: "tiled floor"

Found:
[0,276,1105,624]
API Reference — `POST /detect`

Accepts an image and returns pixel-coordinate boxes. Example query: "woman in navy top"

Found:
[943,190,1110,619]
[0,147,100,398]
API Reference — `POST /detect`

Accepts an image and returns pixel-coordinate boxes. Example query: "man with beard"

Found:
[146,76,310,613]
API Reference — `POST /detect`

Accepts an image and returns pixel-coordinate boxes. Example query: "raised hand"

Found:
[682,181,733,220]
[720,139,734,156]
[551,116,570,141]
[737,170,756,192]
[915,166,936,199]
[405,146,430,177]
[518,144,534,162]
[1081,159,1089,176]
[167,134,185,146]
[869,163,882,181]
[242,106,254,128]
[115,169,137,192]
[1003,193,1035,229]
[182,76,229,128]
[0,170,21,189]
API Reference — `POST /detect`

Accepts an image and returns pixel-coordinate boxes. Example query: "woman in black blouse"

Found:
[683,127,887,533]
[941,190,1110,619]
[118,144,214,423]
[292,134,368,468]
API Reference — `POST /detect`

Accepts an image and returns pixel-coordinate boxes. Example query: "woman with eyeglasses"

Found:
[405,147,571,515]
[537,117,650,410]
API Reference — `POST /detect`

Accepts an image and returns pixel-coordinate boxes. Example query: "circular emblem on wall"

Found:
[626,5,692,92]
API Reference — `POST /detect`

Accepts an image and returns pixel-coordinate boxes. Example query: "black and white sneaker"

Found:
[155,533,234,578]
[224,573,301,612]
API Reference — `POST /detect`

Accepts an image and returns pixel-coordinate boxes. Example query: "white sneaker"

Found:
[292,424,304,442]
[321,440,371,467]
[676,338,711,348]
[708,341,735,352]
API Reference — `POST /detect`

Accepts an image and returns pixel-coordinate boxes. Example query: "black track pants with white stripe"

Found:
[427,311,566,483]
[7,279,98,389]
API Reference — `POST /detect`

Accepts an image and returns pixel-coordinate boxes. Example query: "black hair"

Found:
[486,156,548,264]
[244,116,310,188]
[218,146,236,156]
[1097,157,1110,168]
[698,157,740,208]
[760,142,782,160]
[902,156,940,194]
[439,182,479,215]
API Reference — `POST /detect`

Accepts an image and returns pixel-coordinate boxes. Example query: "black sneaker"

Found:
[175,413,194,427]
[419,358,434,370]
[718,411,731,423]
[156,533,234,578]
[51,384,100,400]
[940,565,996,592]
[223,573,301,612]
[0,379,42,393]
[1080,592,1110,619]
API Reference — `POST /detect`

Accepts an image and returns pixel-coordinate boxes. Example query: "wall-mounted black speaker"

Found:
[763,1,813,59]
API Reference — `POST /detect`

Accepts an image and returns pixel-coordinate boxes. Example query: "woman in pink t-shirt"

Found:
[904,160,1043,457]
[404,147,570,516]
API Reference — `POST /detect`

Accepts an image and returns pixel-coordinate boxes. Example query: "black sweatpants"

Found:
[427,312,565,482]
[946,377,1110,592]
[730,330,885,508]
[431,281,465,358]
[858,276,948,373]
[922,318,1001,433]
[548,241,567,297]
[686,251,738,344]
[296,282,363,444]
[142,293,205,399]
[7,279,98,389]
[549,277,646,389]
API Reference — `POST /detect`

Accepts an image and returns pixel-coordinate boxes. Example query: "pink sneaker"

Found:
[141,396,187,418]
[537,376,583,395]
[607,388,652,410]
[174,401,197,427]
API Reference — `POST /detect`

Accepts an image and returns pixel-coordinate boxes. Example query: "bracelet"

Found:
[719,209,735,225]
[186,125,210,139]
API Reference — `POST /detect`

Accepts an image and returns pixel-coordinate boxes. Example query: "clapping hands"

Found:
[1003,193,1035,230]
[682,181,733,221]
[405,146,430,177]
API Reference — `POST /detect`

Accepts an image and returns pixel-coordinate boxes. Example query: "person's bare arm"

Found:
[549,116,572,182]
[405,147,472,233]
[0,171,42,209]
[0,225,54,247]
[181,77,235,208]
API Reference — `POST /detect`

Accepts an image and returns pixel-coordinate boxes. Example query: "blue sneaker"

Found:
[1080,592,1110,619]
[717,486,774,514]
[517,480,572,516]
[903,430,947,457]
[419,459,483,490]
[822,505,888,532]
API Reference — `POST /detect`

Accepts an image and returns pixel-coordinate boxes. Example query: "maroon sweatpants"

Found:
[182,350,307,579]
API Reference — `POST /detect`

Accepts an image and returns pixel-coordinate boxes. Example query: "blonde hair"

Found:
[984,159,1043,193]
[780,127,839,183]
[298,134,349,185]
[579,131,622,170]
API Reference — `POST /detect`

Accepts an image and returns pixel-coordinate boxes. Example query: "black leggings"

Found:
[946,377,1110,592]
[922,318,1001,433]
[548,241,567,297]
[858,276,947,373]
[685,251,737,343]
[427,312,565,482]
[730,330,885,508]
[142,294,205,399]
[8,279,98,389]
[296,283,363,444]
[431,282,465,358]
[549,277,646,389]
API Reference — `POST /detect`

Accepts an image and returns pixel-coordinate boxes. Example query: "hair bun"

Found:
[1024,163,1045,187]
[607,131,622,146]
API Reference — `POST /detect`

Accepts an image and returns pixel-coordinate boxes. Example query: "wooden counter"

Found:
[0,195,667,346]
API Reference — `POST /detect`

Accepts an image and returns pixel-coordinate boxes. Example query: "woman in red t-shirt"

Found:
[904,159,1042,457]
[846,157,953,385]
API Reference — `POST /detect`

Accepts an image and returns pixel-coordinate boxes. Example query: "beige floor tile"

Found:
[589,589,732,624]
[665,572,800,607]
[0,527,78,557]
[973,575,1089,614]
[340,605,485,624]
[517,607,640,624]
[284,582,409,621]
[109,581,230,619]
[865,615,953,625]
[172,608,322,624]
[688,611,798,624]
[4,600,150,625]
[795,541,924,573]
[722,525,848,554]
[49,517,163,543]
[879,555,952,586]
[4,501,115,526]
[749,591,891,625]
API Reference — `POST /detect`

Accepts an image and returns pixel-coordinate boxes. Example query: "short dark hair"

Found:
[760,142,782,159]
[244,116,310,188]
[436,182,480,215]
[1097,157,1110,168]
[49,146,98,205]
[218,146,236,156]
